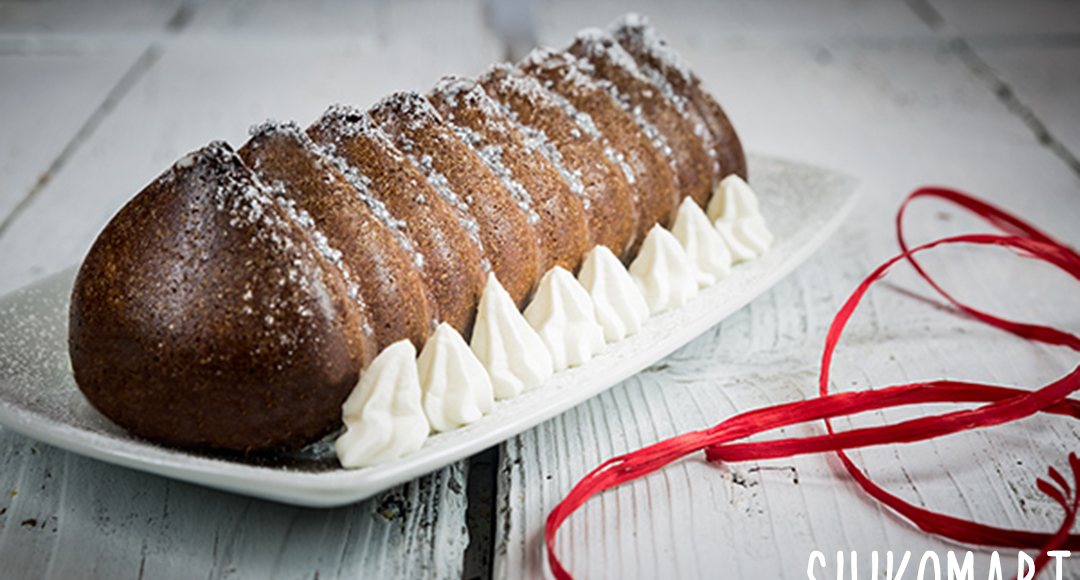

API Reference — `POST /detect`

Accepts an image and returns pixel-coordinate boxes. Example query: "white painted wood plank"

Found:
[0,434,469,580]
[182,0,381,36]
[0,0,179,260]
[0,52,145,226]
[0,0,181,34]
[0,0,179,227]
[536,0,933,49]
[673,30,1080,241]
[963,45,1080,168]
[932,0,1080,38]
[500,1,1080,578]
[913,0,1080,198]
[186,0,496,47]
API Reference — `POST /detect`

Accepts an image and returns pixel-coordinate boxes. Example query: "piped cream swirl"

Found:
[707,174,773,261]
[629,224,698,314]
[672,197,731,287]
[471,273,554,399]
[336,173,772,469]
[578,244,649,342]
[335,340,430,468]
[418,322,495,432]
[524,266,606,371]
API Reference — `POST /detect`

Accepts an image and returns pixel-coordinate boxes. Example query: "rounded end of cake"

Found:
[69,142,365,452]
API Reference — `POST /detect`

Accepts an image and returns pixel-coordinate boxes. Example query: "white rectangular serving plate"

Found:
[0,155,858,507]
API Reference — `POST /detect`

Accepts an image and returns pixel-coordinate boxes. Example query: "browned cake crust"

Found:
[306,105,487,338]
[427,76,591,275]
[238,121,433,352]
[69,142,366,452]
[518,47,680,241]
[479,63,639,261]
[608,14,747,183]
[68,15,747,453]
[370,92,542,307]
[568,28,714,209]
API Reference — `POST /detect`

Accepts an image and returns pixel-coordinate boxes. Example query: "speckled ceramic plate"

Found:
[0,155,858,507]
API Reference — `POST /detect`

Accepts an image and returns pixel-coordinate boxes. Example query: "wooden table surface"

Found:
[1,0,1078,578]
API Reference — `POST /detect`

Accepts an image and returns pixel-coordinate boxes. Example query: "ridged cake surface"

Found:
[68,14,748,452]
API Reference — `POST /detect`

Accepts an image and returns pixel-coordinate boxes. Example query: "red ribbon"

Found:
[545,187,1080,579]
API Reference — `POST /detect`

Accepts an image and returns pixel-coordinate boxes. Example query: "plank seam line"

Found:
[906,0,1080,180]
[0,0,199,243]
[0,44,161,242]
[463,446,499,580]
[948,36,1080,179]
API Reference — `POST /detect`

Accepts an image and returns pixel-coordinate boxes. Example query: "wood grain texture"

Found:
[0,436,469,579]
[498,1,1080,578]
[0,52,144,225]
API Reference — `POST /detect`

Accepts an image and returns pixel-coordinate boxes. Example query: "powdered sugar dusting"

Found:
[517,48,639,186]
[483,66,589,205]
[592,72,674,164]
[431,76,480,111]
[188,142,344,340]
[543,85,603,141]
[605,17,712,161]
[373,93,488,265]
[451,123,486,148]
[271,184,365,312]
[516,120,587,208]
[522,47,604,100]
[574,28,647,81]
[310,107,423,269]
[432,79,541,226]
[648,66,712,152]
[609,13,694,86]
[604,145,636,184]
[475,143,538,224]
[373,92,443,138]
[414,154,486,256]
[196,143,279,239]
[432,76,517,142]
[571,29,684,169]
[249,119,319,151]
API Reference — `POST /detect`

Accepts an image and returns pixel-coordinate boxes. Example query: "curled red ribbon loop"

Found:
[545,187,1080,580]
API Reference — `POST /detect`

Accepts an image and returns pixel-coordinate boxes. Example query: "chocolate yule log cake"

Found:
[68,14,767,464]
